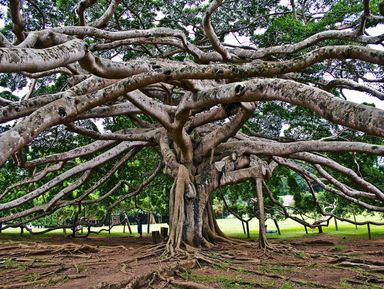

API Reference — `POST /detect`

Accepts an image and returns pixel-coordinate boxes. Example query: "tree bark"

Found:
[273,218,281,235]
[242,220,246,235]
[334,217,339,231]
[256,177,268,249]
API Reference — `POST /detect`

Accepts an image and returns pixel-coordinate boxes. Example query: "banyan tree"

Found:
[0,0,384,253]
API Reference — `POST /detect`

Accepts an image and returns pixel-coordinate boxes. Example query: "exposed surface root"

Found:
[0,274,87,289]
[169,280,214,289]
[337,261,384,273]
[0,242,100,258]
[90,259,197,289]
[255,241,304,259]
[1,234,383,289]
[228,265,341,289]
[195,250,260,265]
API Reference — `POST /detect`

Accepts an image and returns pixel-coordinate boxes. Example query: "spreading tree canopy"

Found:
[0,0,384,253]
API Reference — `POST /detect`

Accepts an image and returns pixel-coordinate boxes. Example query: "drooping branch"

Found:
[263,181,333,229]
[44,169,92,211]
[304,177,384,228]
[77,102,141,119]
[202,0,231,61]
[0,161,64,200]
[89,0,121,29]
[194,103,255,163]
[66,123,161,142]
[0,32,12,48]
[0,39,87,72]
[285,73,384,101]
[314,164,377,200]
[106,161,163,210]
[76,0,97,26]
[80,45,384,79]
[273,157,384,212]
[217,139,384,159]
[0,76,118,123]
[290,152,384,200]
[1,147,143,223]
[23,139,116,168]
[74,147,141,202]
[323,78,384,100]
[9,0,26,44]
[356,0,370,35]
[0,141,146,211]
[178,78,384,137]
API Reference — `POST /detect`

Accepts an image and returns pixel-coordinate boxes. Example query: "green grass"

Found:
[1,258,27,270]
[339,279,382,289]
[25,272,41,282]
[333,244,350,251]
[181,272,275,289]
[280,282,294,289]
[219,215,384,240]
[0,215,383,240]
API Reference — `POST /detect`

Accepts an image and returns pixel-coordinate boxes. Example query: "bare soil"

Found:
[0,233,383,289]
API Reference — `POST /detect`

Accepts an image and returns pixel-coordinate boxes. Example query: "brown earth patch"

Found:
[0,233,383,289]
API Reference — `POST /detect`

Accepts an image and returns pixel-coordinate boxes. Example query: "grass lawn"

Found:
[0,215,383,240]
[219,215,384,239]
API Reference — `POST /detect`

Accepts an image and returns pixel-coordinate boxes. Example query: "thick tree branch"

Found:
[0,141,146,211]
[90,0,121,29]
[76,0,97,26]
[202,0,231,60]
[9,0,26,44]
[0,39,87,72]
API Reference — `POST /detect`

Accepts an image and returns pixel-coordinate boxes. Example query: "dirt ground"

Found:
[0,233,383,289]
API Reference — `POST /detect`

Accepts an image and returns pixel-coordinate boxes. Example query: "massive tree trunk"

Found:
[166,159,233,253]
[183,182,209,247]
[166,170,211,254]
